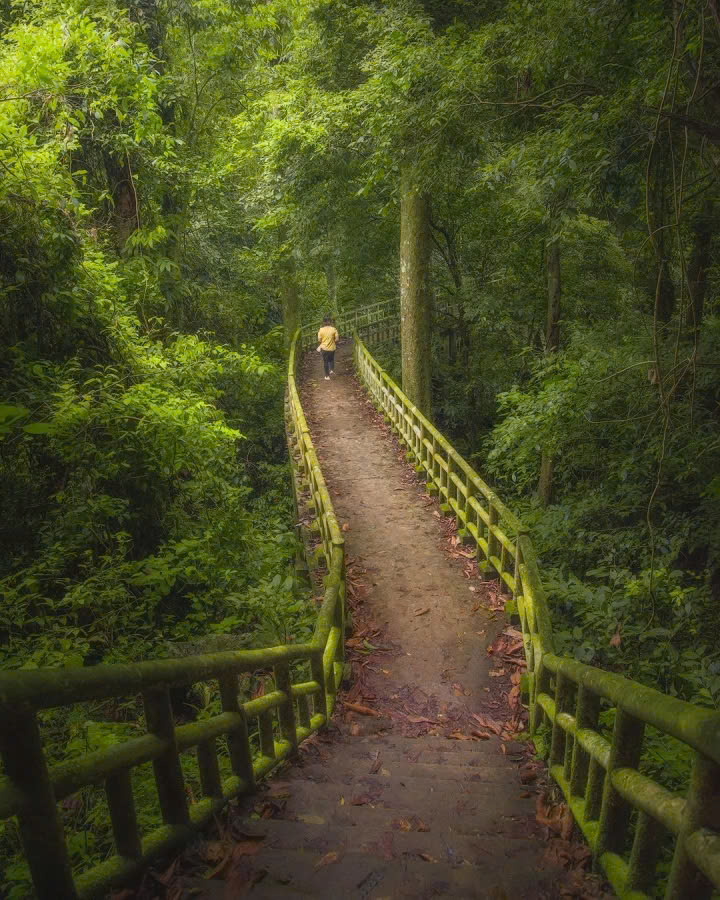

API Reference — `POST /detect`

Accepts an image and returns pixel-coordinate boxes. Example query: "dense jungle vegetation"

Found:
[1,0,719,891]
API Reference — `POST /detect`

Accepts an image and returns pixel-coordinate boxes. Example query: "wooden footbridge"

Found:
[1,302,719,899]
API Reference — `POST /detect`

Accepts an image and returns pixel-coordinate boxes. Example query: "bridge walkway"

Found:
[185,340,579,898]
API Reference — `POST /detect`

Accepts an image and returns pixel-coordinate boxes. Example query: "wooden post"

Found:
[595,709,645,860]
[549,673,572,770]
[488,503,499,562]
[106,768,142,859]
[626,811,663,894]
[197,739,223,800]
[570,686,600,799]
[665,752,720,899]
[0,708,77,899]
[218,674,255,791]
[274,663,298,754]
[142,687,189,826]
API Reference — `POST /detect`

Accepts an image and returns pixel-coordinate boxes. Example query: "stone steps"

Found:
[183,733,556,899]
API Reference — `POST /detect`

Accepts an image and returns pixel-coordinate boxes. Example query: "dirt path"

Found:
[302,340,516,728]
[172,340,608,899]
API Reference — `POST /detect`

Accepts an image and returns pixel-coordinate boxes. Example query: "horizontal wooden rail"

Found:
[353,332,720,900]
[300,299,398,349]
[0,328,345,900]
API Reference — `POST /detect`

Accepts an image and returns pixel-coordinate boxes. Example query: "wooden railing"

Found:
[300,299,398,351]
[0,330,345,900]
[354,333,720,900]
[3,307,719,900]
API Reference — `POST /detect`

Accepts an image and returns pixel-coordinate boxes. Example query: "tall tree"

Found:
[400,171,433,413]
[538,240,561,506]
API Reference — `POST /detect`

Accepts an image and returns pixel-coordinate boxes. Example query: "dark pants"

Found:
[321,349,335,376]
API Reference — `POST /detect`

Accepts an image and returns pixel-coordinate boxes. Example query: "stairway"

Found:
[186,729,559,899]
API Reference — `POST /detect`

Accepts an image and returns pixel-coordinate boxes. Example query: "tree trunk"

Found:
[400,171,432,415]
[545,242,561,353]
[282,261,299,349]
[104,151,139,248]
[325,259,338,316]
[648,144,676,323]
[687,195,714,337]
[538,241,561,506]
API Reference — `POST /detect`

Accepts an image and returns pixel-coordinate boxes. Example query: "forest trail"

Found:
[184,340,576,898]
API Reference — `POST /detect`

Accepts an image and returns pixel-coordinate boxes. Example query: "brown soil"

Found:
[302,339,521,731]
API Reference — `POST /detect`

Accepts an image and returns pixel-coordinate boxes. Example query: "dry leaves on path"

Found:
[343,700,383,717]
[470,712,503,735]
[391,815,430,832]
[205,834,265,881]
[314,851,341,869]
[536,792,574,841]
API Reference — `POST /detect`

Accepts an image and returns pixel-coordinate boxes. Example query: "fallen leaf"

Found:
[413,607,430,616]
[342,523,350,532]
[297,814,325,825]
[470,729,491,740]
[206,836,264,880]
[489,668,506,677]
[204,841,230,864]
[391,816,429,832]
[419,851,438,862]
[351,793,377,806]
[344,701,382,717]
[470,713,503,735]
[449,731,473,741]
[536,793,574,840]
[314,851,340,869]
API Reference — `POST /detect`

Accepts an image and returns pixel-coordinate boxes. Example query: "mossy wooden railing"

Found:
[354,332,720,900]
[0,329,344,900]
[300,298,399,352]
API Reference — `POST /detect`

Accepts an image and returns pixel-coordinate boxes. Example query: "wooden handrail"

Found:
[353,329,720,900]
[0,328,345,900]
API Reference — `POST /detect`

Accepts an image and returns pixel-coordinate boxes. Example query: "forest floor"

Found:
[129,340,611,899]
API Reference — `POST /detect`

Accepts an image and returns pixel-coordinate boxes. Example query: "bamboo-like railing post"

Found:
[274,663,298,753]
[106,768,142,860]
[488,503,499,563]
[531,656,551,734]
[549,672,573,769]
[218,674,255,791]
[297,694,311,729]
[0,708,77,899]
[197,738,223,799]
[460,471,473,542]
[627,810,664,894]
[570,685,600,799]
[596,708,645,861]
[311,651,328,722]
[665,752,720,899]
[142,686,189,826]
[258,709,276,760]
[584,756,605,823]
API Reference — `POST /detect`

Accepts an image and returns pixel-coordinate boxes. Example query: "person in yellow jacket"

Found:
[316,316,339,380]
